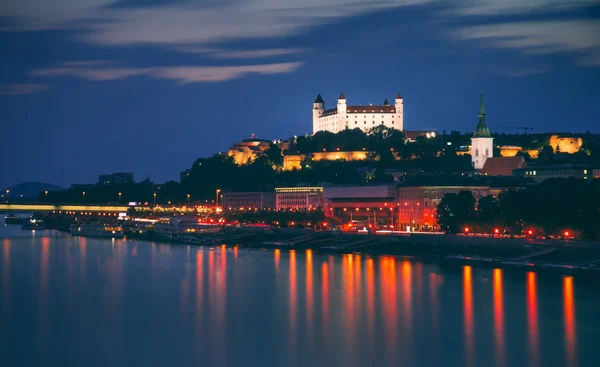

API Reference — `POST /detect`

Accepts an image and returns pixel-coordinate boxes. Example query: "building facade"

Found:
[222,192,276,211]
[513,163,597,182]
[471,94,494,170]
[313,93,404,134]
[275,187,323,210]
[98,172,134,185]
[227,138,272,165]
[397,183,491,231]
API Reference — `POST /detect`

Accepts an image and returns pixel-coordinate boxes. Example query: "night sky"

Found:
[1,0,599,188]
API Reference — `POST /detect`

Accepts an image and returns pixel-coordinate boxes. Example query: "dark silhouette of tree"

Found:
[436,190,476,233]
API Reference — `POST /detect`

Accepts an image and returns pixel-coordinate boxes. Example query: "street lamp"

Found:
[118,192,122,203]
[82,192,86,200]
[187,194,191,205]
[153,193,157,206]
[216,189,221,207]
[45,190,48,200]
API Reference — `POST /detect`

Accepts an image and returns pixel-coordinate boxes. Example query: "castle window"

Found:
[392,121,394,124]
[475,148,479,157]
[355,122,357,124]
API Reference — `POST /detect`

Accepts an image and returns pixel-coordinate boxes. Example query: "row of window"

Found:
[355,121,395,125]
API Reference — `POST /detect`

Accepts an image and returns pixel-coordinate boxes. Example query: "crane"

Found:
[499,126,533,134]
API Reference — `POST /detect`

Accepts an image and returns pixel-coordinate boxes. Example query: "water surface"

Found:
[1,225,599,366]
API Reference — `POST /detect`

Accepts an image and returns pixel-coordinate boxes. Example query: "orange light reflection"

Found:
[563,276,576,367]
[306,250,314,352]
[526,272,538,367]
[463,266,474,367]
[493,269,504,367]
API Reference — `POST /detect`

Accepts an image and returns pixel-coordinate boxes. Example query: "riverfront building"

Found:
[222,192,276,211]
[275,187,323,210]
[313,93,404,134]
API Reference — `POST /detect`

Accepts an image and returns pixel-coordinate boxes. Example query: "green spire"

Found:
[473,93,491,138]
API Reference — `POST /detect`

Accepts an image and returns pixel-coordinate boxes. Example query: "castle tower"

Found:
[471,93,494,170]
[313,94,325,133]
[337,93,347,131]
[394,93,404,131]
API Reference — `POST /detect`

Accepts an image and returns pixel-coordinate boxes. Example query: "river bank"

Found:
[24,213,600,276]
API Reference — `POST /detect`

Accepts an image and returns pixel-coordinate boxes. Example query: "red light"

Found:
[528,230,533,235]
[323,222,328,227]
[564,231,570,237]
[464,227,470,233]
[368,224,372,228]
[494,228,500,234]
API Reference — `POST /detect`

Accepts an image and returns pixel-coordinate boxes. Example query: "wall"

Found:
[283,151,370,171]
[549,135,583,154]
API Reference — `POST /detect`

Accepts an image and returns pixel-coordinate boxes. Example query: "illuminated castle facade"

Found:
[313,93,404,134]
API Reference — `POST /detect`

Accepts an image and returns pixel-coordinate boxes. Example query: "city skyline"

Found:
[2,0,599,188]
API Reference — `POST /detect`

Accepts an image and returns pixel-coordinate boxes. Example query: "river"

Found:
[1,225,599,366]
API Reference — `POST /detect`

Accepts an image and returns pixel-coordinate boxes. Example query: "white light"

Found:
[447,142,452,145]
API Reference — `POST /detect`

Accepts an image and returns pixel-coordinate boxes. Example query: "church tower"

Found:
[313,94,325,133]
[471,94,493,170]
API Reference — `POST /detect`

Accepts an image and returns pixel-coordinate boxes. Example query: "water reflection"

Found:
[289,250,297,363]
[38,237,50,361]
[1,239,10,330]
[380,257,397,364]
[463,266,474,367]
[526,272,538,367]
[274,249,280,273]
[366,259,375,339]
[305,250,314,353]
[1,227,598,367]
[321,262,329,340]
[493,269,504,367]
[563,276,576,367]
[401,261,413,363]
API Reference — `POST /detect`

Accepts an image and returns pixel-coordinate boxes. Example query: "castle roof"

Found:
[347,105,396,113]
[396,93,402,99]
[383,99,390,106]
[314,93,324,104]
[339,93,346,100]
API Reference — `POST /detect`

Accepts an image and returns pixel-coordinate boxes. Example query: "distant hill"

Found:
[2,182,65,198]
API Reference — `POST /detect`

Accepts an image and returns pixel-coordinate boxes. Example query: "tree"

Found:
[263,143,283,168]
[436,190,476,233]
[538,145,554,162]
[477,195,501,232]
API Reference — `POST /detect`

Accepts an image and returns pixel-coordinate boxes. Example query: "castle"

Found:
[313,93,404,134]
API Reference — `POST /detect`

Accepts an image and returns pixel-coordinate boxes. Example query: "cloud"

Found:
[30,61,304,83]
[1,1,434,45]
[454,20,600,66]
[448,0,597,15]
[0,83,48,95]
[176,46,309,59]
[501,66,552,77]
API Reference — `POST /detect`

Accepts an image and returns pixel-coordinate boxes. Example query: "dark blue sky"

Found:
[1,0,599,188]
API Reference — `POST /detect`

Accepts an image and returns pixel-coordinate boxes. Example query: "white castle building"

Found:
[313,93,404,134]
[471,94,494,170]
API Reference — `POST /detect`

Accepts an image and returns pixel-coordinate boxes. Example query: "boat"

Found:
[21,218,45,230]
[70,223,124,238]
[4,214,23,225]
[154,217,222,240]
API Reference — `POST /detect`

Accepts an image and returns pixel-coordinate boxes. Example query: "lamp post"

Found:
[82,192,86,201]
[153,193,157,206]
[45,190,48,201]
[216,189,221,207]
[187,194,191,205]
[118,192,122,203]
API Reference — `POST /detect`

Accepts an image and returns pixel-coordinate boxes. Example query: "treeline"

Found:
[436,178,600,240]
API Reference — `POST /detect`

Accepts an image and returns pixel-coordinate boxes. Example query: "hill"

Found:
[2,182,65,198]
